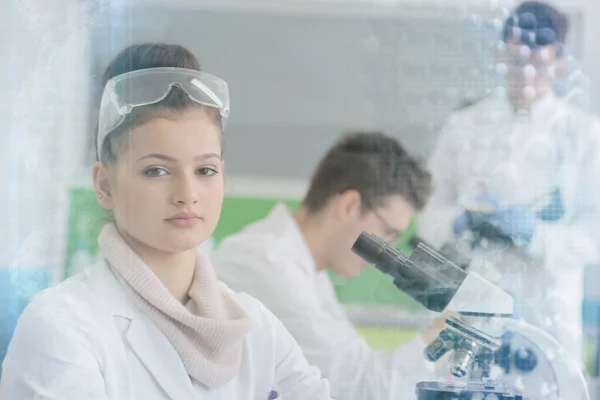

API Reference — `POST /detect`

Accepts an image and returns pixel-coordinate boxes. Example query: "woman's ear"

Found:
[92,162,114,210]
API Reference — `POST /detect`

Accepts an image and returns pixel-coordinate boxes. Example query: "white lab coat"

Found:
[0,259,334,400]
[213,204,437,400]
[418,92,600,363]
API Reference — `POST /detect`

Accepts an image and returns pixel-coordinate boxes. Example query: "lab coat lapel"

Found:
[124,316,197,400]
[90,261,196,400]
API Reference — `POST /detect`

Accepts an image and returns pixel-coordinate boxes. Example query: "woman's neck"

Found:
[145,249,197,304]
[117,227,197,304]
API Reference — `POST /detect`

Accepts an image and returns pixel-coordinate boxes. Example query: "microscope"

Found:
[352,232,589,400]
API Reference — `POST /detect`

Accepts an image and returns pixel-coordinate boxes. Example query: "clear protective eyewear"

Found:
[97,67,230,160]
[496,54,556,77]
[494,43,560,78]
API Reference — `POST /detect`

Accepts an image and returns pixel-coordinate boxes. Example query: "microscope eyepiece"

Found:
[352,232,468,312]
[351,232,388,265]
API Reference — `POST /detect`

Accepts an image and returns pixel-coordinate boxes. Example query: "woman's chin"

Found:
[156,229,212,253]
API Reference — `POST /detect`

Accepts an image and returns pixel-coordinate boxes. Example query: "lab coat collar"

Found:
[267,203,318,278]
[87,261,197,400]
[500,91,560,123]
[530,92,560,123]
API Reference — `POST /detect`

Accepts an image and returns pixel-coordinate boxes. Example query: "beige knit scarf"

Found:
[98,223,252,389]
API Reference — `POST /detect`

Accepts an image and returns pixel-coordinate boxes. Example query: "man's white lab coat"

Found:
[0,259,333,400]
[213,204,437,400]
[418,92,600,363]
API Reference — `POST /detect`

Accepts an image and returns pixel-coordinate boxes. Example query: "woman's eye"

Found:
[198,167,218,176]
[143,167,169,177]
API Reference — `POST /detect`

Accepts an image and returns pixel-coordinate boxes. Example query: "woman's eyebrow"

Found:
[137,152,221,162]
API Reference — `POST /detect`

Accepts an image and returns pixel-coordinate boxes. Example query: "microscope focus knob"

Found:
[513,346,537,372]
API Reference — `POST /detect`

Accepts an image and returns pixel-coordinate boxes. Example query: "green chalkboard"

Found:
[64,187,419,309]
[63,188,109,278]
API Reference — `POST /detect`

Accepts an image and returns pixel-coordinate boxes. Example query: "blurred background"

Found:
[2,0,600,383]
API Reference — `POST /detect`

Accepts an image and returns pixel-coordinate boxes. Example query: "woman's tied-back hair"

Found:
[302,131,432,213]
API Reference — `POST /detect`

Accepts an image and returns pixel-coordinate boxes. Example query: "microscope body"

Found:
[352,232,590,400]
[422,316,588,399]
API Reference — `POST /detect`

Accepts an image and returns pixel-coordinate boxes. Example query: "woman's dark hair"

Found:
[97,43,221,164]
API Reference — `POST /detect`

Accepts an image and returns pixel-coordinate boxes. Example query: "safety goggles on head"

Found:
[97,67,230,160]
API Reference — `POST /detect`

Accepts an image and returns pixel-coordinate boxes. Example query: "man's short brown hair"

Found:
[302,131,432,213]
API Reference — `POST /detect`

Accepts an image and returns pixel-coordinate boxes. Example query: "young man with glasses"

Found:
[213,131,446,400]
[418,1,600,365]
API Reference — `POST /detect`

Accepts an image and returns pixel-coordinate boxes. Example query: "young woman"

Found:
[0,43,334,400]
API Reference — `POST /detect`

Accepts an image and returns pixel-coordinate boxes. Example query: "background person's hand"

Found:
[491,204,537,245]
[453,192,499,235]
[454,192,536,246]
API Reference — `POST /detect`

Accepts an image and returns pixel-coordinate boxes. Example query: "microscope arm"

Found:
[503,318,590,400]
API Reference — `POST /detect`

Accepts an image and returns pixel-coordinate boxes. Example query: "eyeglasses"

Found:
[494,45,558,77]
[496,59,556,77]
[369,208,403,244]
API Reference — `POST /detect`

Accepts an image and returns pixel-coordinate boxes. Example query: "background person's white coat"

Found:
[417,92,600,364]
[0,259,334,400]
[213,204,438,400]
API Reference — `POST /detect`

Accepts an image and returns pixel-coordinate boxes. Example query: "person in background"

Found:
[213,131,447,400]
[0,43,334,400]
[418,1,600,365]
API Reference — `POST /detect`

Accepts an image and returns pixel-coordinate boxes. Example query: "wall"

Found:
[0,0,92,373]
[87,2,508,178]
[85,0,596,179]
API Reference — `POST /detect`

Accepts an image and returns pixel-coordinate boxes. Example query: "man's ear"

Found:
[335,189,363,222]
[93,162,114,210]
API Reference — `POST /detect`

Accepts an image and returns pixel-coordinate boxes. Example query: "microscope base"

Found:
[416,381,523,399]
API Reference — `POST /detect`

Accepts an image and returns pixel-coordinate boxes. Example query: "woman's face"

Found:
[94,108,224,255]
